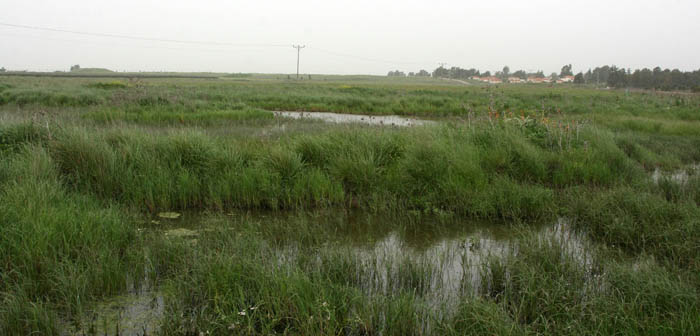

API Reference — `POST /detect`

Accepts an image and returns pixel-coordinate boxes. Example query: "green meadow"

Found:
[1,74,699,335]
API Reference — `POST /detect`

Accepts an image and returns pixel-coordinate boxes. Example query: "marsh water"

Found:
[273,111,434,126]
[68,212,592,335]
[61,284,163,336]
[651,163,700,184]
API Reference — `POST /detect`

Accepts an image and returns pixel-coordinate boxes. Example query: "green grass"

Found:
[84,81,130,90]
[472,230,700,335]
[1,75,699,335]
[38,121,641,218]
[0,146,143,334]
[83,105,274,125]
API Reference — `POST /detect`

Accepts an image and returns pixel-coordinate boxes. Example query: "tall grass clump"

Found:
[0,122,48,153]
[0,88,104,107]
[467,230,700,335]
[0,146,142,333]
[83,105,275,125]
[84,81,129,90]
[40,121,644,221]
[565,187,700,270]
[155,228,364,335]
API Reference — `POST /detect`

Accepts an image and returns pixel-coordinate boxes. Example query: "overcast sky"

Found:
[1,0,699,75]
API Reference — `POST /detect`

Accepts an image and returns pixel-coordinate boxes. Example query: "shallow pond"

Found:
[273,111,434,127]
[68,211,594,335]
[651,163,700,184]
[146,211,593,333]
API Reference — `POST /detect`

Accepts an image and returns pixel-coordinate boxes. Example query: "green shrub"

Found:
[85,81,129,90]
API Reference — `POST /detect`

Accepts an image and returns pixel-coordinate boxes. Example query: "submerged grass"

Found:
[470,230,700,335]
[142,213,699,335]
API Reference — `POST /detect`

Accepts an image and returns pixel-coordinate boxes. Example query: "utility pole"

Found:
[293,45,305,79]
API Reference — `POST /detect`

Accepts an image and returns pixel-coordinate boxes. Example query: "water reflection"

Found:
[135,211,594,334]
[273,111,434,127]
[651,163,699,184]
[146,212,591,306]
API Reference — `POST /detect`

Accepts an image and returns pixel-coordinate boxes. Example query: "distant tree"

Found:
[574,72,585,84]
[512,70,527,79]
[560,64,573,77]
[70,64,81,72]
[432,66,449,78]
[547,64,700,91]
[630,68,653,89]
[550,72,559,81]
[444,67,482,79]
[607,66,628,88]
[528,71,545,78]
[387,70,406,77]
[408,72,415,77]
[591,66,611,84]
[0,67,5,73]
[482,71,491,77]
[502,66,510,79]
[417,69,430,77]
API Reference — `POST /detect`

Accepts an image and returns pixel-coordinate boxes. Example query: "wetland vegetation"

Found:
[1,74,699,335]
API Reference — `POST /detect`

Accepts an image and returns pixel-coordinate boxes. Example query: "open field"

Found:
[1,75,700,335]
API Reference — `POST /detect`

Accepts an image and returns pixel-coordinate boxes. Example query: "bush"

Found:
[85,81,129,90]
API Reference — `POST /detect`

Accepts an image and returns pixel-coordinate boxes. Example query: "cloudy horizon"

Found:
[2,0,699,75]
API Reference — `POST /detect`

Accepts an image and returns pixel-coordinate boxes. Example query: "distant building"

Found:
[527,77,550,83]
[560,75,575,83]
[470,76,502,84]
[508,77,524,83]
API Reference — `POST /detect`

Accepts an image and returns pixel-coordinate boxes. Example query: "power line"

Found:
[0,31,275,54]
[0,21,433,69]
[0,22,289,48]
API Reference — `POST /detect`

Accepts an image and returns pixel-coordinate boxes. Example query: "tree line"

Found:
[389,65,569,81]
[598,66,700,91]
[389,64,700,91]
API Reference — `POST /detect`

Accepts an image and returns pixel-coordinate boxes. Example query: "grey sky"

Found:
[1,0,699,75]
